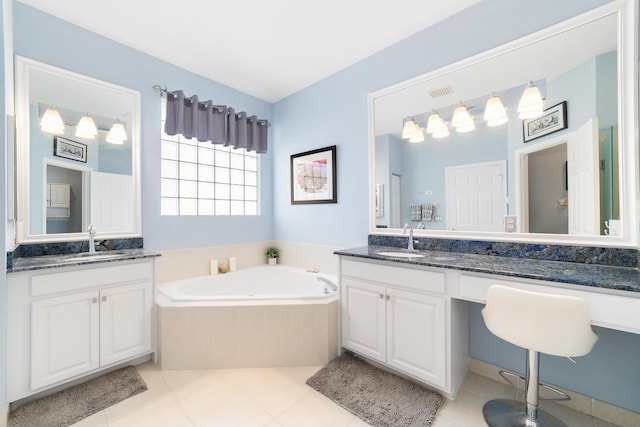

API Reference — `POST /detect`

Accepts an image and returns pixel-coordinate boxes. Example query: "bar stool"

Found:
[481,285,598,427]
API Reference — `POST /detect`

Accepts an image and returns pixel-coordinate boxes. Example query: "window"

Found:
[160,102,259,216]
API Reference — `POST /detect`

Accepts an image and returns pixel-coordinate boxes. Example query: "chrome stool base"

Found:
[483,399,568,427]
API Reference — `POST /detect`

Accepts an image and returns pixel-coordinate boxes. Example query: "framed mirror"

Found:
[15,56,141,243]
[369,0,638,247]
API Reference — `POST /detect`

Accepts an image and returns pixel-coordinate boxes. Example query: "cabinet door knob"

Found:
[386,295,391,301]
[101,296,107,302]
[92,297,98,304]
[379,293,384,299]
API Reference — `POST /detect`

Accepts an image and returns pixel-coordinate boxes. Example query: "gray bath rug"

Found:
[306,352,445,427]
[9,366,147,427]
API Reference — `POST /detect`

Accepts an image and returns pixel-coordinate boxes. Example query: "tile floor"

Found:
[70,362,621,427]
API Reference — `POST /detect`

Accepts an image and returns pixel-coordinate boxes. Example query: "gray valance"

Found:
[164,89,269,153]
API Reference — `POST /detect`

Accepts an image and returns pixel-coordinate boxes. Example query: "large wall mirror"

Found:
[15,56,141,243]
[369,0,638,247]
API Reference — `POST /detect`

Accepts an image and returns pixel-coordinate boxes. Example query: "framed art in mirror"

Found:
[523,101,568,142]
[53,137,87,163]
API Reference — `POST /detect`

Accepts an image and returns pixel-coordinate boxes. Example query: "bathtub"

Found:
[155,265,339,370]
[157,265,338,303]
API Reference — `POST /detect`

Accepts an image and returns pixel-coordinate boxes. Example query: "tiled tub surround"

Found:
[156,298,339,370]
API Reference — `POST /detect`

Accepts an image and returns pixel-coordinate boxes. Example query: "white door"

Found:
[100,282,153,366]
[341,279,386,362]
[567,117,600,235]
[391,174,402,228]
[386,289,447,387]
[90,172,134,232]
[31,291,100,390]
[445,161,506,231]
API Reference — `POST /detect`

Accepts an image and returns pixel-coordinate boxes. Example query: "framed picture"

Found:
[290,145,337,204]
[523,101,567,142]
[54,137,87,163]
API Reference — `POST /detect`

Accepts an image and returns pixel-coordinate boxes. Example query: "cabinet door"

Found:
[341,279,386,361]
[100,282,153,366]
[31,290,100,390]
[49,183,70,208]
[386,288,447,388]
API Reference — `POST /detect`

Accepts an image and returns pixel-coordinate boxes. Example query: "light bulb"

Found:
[106,120,127,144]
[518,81,543,119]
[484,94,508,127]
[40,107,65,134]
[75,114,98,139]
[401,118,420,139]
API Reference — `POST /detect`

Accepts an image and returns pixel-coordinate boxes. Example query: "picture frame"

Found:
[54,136,87,163]
[523,101,567,142]
[290,145,337,204]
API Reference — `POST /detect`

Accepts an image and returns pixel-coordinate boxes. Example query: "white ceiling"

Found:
[17,0,479,103]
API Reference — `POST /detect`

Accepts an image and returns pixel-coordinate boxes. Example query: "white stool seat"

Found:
[482,285,598,357]
[481,285,598,427]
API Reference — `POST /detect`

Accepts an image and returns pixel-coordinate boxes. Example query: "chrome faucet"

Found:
[88,225,96,253]
[317,277,338,293]
[403,223,415,251]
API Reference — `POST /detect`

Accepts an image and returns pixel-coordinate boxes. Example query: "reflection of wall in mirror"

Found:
[29,104,133,235]
[375,47,618,235]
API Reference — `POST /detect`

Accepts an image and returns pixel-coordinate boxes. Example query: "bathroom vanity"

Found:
[6,252,158,402]
[336,246,640,399]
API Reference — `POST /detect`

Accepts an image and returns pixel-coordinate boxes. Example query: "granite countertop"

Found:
[335,246,640,294]
[8,249,161,273]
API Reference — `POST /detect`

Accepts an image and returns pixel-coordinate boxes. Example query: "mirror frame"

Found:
[14,56,142,243]
[368,0,639,247]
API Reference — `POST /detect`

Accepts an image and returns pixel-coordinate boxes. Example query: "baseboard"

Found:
[469,358,640,426]
[0,404,7,427]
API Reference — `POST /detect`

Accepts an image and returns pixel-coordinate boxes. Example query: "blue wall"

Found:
[271,0,611,247]
[13,2,274,250]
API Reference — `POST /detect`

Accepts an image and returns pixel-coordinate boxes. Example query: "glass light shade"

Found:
[451,104,474,129]
[451,104,475,132]
[517,82,543,119]
[40,107,65,134]
[106,121,127,144]
[401,118,420,139]
[408,131,424,143]
[426,112,445,134]
[484,95,508,126]
[75,115,98,139]
[432,123,450,139]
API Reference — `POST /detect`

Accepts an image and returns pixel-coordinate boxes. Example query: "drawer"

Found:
[342,258,445,294]
[31,261,152,297]
[460,273,640,334]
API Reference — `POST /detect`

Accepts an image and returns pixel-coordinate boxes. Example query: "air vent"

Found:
[429,85,454,98]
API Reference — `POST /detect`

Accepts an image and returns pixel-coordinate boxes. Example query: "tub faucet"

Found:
[403,223,415,251]
[88,225,96,253]
[317,277,337,293]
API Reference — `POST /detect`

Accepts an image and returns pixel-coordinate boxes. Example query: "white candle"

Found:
[228,257,237,272]
[210,259,218,275]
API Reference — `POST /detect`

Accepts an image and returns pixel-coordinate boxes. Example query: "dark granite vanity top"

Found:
[8,249,160,273]
[335,245,640,294]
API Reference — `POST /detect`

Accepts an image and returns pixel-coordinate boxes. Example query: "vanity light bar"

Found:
[405,81,542,142]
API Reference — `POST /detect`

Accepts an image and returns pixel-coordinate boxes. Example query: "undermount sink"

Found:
[64,251,128,261]
[377,251,426,258]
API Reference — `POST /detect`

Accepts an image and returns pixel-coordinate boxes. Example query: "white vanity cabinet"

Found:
[340,258,462,393]
[7,259,154,402]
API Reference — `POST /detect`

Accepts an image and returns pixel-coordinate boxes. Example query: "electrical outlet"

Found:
[504,215,517,232]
